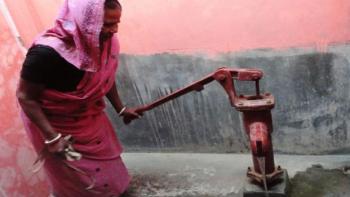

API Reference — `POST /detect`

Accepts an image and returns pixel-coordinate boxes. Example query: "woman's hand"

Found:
[121,107,142,124]
[47,137,70,155]
[46,135,82,161]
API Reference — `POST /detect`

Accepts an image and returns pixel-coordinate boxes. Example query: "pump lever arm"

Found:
[136,73,215,113]
[124,67,263,124]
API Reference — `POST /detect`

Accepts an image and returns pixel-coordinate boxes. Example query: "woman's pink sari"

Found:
[21,0,130,196]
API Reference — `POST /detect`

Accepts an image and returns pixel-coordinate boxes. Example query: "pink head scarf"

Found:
[34,0,106,72]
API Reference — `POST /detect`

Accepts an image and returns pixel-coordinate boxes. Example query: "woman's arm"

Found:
[105,82,125,113]
[17,78,67,152]
[106,82,141,123]
[17,78,58,140]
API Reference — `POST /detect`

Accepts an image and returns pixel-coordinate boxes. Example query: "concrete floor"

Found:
[121,153,350,197]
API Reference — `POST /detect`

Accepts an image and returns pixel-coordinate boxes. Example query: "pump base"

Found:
[242,169,289,197]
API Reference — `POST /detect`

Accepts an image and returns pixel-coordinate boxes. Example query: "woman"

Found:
[16,0,140,196]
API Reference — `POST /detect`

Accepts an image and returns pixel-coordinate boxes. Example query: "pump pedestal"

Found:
[131,67,290,196]
[242,169,289,197]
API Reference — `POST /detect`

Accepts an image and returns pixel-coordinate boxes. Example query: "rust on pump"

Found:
[129,67,286,189]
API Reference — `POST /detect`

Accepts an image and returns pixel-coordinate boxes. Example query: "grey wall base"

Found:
[242,169,289,197]
[111,43,350,154]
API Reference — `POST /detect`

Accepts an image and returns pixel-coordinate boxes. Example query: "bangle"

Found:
[44,133,62,145]
[118,107,126,116]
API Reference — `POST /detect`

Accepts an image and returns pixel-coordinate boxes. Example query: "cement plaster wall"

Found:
[110,44,350,154]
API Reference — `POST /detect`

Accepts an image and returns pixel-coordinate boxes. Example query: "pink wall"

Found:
[3,0,62,48]
[119,0,350,54]
[0,10,48,196]
[4,0,350,54]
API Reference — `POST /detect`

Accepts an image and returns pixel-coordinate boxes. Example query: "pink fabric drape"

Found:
[35,0,105,72]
